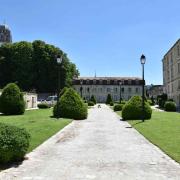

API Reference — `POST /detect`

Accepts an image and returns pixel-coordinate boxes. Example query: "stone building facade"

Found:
[146,85,164,99]
[162,39,180,106]
[73,77,143,103]
[0,24,12,45]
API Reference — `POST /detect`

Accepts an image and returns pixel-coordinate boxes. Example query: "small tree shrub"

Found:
[88,101,94,106]
[90,95,96,104]
[164,101,176,112]
[38,103,49,109]
[0,83,25,115]
[157,93,167,108]
[53,88,88,120]
[114,104,123,111]
[0,123,30,164]
[106,94,113,104]
[151,96,155,105]
[110,102,114,106]
[122,96,152,120]
[147,99,153,106]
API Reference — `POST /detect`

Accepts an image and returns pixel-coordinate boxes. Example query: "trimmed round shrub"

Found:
[90,95,96,104]
[53,88,88,120]
[88,101,94,106]
[110,102,114,106]
[114,104,124,111]
[0,123,30,164]
[120,100,127,104]
[164,101,176,112]
[60,87,68,97]
[0,83,25,115]
[122,96,152,120]
[38,103,49,109]
[106,94,113,104]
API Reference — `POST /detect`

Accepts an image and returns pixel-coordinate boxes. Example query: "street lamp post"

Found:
[80,80,83,98]
[119,81,122,104]
[56,55,63,118]
[140,54,146,122]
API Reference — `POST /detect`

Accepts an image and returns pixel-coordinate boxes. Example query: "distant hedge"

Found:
[88,101,95,106]
[0,83,25,115]
[122,96,152,120]
[164,101,176,112]
[0,123,30,164]
[38,103,49,109]
[114,104,124,111]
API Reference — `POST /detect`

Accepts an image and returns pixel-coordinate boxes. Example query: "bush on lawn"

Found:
[38,103,49,109]
[53,88,87,120]
[90,95,96,104]
[120,100,127,104]
[157,93,167,108]
[110,102,114,106]
[114,104,124,111]
[59,87,68,97]
[0,123,30,164]
[147,99,153,106]
[0,83,25,115]
[88,101,94,106]
[122,96,152,120]
[106,94,113,104]
[164,101,176,112]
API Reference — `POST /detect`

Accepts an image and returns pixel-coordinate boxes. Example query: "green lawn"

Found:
[116,111,180,163]
[0,109,72,152]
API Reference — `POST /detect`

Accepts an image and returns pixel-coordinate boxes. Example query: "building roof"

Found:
[73,77,144,86]
[75,77,142,80]
[163,39,180,60]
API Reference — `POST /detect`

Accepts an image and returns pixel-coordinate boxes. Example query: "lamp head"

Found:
[140,54,146,64]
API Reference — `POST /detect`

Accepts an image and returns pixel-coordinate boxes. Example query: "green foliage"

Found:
[38,103,49,109]
[90,95,96,104]
[110,102,114,106]
[53,88,87,120]
[122,96,152,120]
[88,101,94,106]
[0,123,30,164]
[164,101,176,112]
[59,87,68,97]
[120,100,127,104]
[0,83,25,115]
[151,96,155,105]
[106,94,113,104]
[0,41,79,92]
[114,104,124,111]
[157,93,168,108]
[147,99,153,106]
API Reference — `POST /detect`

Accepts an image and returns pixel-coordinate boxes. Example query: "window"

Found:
[177,45,180,56]
[121,87,124,93]
[178,80,180,90]
[107,88,110,92]
[136,88,139,93]
[114,88,118,93]
[172,83,174,93]
[178,63,180,74]
[128,88,131,92]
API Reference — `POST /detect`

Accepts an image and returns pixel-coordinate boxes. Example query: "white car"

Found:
[44,96,57,106]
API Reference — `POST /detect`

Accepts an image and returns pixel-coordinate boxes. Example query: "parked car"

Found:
[44,95,57,107]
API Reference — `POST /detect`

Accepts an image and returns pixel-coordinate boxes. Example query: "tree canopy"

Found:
[0,40,79,93]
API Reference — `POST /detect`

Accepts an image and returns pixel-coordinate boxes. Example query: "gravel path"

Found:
[0,104,180,180]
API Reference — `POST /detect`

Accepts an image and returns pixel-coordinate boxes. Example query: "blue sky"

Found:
[0,0,180,85]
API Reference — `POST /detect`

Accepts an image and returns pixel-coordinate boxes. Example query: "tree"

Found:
[106,94,113,104]
[90,95,96,104]
[0,40,79,93]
